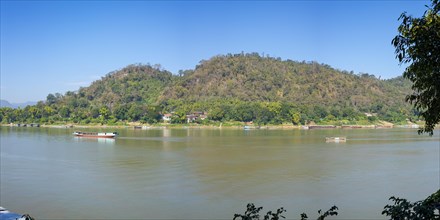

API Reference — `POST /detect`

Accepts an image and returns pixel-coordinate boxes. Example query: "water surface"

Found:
[1,127,438,219]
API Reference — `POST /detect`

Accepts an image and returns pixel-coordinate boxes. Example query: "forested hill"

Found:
[60,64,175,107]
[0,53,415,125]
[73,53,412,111]
[162,53,411,111]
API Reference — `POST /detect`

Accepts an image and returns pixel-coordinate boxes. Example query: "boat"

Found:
[309,125,336,129]
[73,131,118,138]
[341,125,363,129]
[0,207,34,220]
[325,137,347,143]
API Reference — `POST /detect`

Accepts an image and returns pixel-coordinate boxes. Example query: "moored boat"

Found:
[0,207,34,220]
[73,131,118,138]
[309,125,336,129]
[325,137,347,143]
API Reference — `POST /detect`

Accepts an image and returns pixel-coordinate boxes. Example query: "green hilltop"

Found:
[163,53,411,108]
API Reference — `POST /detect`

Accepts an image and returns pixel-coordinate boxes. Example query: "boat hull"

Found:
[325,137,347,143]
[73,132,117,138]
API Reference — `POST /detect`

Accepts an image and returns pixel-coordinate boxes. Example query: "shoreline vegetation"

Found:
[0,53,426,133]
[1,120,424,130]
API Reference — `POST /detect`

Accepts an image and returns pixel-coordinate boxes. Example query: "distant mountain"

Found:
[0,100,12,108]
[0,99,37,108]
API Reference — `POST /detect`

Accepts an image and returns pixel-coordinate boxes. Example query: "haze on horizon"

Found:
[0,1,429,103]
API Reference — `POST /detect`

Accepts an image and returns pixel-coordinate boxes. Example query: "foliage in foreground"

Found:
[233,189,439,220]
[233,203,338,220]
[392,0,440,135]
[382,189,440,220]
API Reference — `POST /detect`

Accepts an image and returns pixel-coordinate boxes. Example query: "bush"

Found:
[382,189,440,219]
[234,203,338,220]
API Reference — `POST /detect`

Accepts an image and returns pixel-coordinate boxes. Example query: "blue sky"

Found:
[1,0,429,103]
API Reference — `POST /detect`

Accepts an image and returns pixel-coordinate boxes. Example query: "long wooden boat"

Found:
[73,131,117,138]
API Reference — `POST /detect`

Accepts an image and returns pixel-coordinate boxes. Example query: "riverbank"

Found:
[1,120,425,130]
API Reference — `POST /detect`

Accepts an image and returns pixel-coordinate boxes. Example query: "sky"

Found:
[0,0,430,103]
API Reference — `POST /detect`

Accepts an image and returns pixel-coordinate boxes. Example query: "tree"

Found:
[392,0,440,135]
[141,106,162,124]
[208,106,225,121]
[233,203,337,220]
[59,106,71,118]
[113,104,129,120]
[289,110,301,125]
[382,189,440,219]
[43,106,54,117]
[99,106,110,120]
[127,104,143,121]
[383,1,440,219]
[170,110,187,124]
[90,107,100,118]
[235,102,255,122]
[46,93,57,105]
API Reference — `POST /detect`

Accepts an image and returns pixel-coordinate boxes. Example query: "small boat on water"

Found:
[0,207,34,220]
[73,131,118,138]
[325,137,347,143]
[243,125,260,130]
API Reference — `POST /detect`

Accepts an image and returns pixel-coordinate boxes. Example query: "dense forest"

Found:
[0,53,417,126]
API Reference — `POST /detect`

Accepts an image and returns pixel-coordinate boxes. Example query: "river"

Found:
[0,126,438,219]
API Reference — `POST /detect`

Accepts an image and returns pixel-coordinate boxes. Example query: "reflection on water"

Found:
[73,137,116,145]
[0,127,438,219]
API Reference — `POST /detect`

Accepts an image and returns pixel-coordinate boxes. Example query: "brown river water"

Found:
[1,126,438,219]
